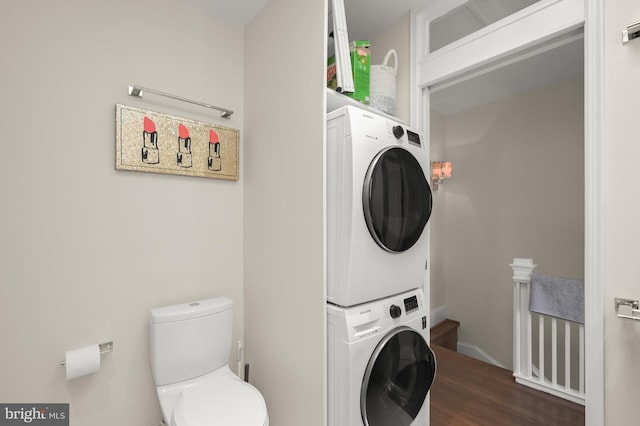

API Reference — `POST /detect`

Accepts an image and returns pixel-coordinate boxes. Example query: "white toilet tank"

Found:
[150,297,233,386]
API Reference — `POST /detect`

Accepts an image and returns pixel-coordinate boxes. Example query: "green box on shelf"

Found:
[326,40,370,105]
[347,40,370,105]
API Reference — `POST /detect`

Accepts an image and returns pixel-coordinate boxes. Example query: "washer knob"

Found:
[390,304,402,319]
[392,125,405,139]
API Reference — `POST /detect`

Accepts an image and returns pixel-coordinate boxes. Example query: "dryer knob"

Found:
[392,125,405,139]
[390,304,402,319]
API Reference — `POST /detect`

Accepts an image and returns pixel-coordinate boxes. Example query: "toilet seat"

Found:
[172,374,268,426]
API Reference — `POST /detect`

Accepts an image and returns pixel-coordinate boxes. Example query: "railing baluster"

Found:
[551,318,557,386]
[514,280,522,377]
[526,309,532,377]
[539,315,545,383]
[579,324,585,393]
[565,321,571,389]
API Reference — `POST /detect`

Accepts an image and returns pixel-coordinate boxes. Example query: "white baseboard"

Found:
[457,341,506,369]
[430,305,448,327]
[429,306,507,370]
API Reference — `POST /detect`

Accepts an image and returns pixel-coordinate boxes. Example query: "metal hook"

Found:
[622,20,640,44]
[615,298,640,321]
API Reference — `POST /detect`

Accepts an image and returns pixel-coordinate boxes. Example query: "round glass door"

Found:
[363,147,432,253]
[361,326,436,426]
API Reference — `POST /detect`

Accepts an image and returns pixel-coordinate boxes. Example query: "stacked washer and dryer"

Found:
[326,105,437,426]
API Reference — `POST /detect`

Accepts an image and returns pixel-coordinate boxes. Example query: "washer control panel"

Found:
[384,294,421,320]
[392,125,405,139]
[389,304,402,319]
[404,295,419,313]
[335,288,428,342]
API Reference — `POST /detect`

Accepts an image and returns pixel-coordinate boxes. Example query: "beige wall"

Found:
[370,14,411,124]
[0,1,244,425]
[430,78,584,367]
[429,110,448,311]
[244,0,326,425]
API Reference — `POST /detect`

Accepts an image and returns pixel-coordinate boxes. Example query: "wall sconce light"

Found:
[432,161,452,190]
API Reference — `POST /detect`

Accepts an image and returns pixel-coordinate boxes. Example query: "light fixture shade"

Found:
[432,162,442,181]
[431,161,452,190]
[442,161,452,178]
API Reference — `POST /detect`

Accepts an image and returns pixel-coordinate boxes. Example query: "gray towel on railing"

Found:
[529,273,584,324]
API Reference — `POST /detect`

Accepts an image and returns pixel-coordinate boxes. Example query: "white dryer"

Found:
[327,106,433,307]
[327,288,436,426]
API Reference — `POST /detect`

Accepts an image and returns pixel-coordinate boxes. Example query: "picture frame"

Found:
[115,104,239,181]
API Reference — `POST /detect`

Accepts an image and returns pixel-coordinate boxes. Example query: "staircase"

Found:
[430,319,460,352]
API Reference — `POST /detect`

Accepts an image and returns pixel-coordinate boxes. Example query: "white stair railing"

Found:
[510,258,585,406]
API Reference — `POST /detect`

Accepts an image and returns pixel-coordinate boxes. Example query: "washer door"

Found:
[361,326,436,426]
[363,147,433,253]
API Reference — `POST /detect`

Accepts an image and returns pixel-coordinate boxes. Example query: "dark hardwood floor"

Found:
[430,345,585,426]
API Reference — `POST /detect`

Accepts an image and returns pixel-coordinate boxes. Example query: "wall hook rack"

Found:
[128,85,233,119]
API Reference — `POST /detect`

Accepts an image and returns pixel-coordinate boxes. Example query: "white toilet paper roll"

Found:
[65,344,100,380]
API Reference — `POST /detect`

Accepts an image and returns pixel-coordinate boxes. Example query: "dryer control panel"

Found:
[407,130,422,147]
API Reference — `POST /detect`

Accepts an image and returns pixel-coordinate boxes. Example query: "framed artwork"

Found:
[115,104,239,181]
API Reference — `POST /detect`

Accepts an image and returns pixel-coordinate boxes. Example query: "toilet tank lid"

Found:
[150,297,232,324]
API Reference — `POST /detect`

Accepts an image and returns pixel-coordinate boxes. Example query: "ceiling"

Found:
[184,0,584,115]
[182,0,269,25]
[183,0,425,36]
[337,0,427,41]
[430,34,584,115]
[430,0,540,50]
[427,0,583,114]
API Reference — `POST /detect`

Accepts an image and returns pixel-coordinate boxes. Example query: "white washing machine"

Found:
[327,106,433,307]
[327,288,436,426]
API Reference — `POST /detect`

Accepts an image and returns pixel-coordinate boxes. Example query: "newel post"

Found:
[510,258,536,379]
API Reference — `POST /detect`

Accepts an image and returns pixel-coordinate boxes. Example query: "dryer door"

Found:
[361,326,436,426]
[363,147,433,253]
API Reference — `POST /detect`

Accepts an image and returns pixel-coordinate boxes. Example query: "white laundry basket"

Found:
[369,49,397,115]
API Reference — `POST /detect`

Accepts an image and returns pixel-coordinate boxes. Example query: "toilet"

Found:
[149,297,269,426]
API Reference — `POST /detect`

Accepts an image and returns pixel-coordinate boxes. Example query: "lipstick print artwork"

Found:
[177,123,193,168]
[142,116,160,164]
[116,104,239,180]
[208,130,221,171]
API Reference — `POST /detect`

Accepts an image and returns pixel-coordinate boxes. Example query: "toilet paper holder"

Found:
[59,341,113,366]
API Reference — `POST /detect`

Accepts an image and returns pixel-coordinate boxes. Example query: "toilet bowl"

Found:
[150,297,269,426]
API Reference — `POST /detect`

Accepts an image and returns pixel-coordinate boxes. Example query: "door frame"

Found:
[410,0,604,424]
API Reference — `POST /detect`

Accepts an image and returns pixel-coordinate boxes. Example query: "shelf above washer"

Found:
[326,88,404,124]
